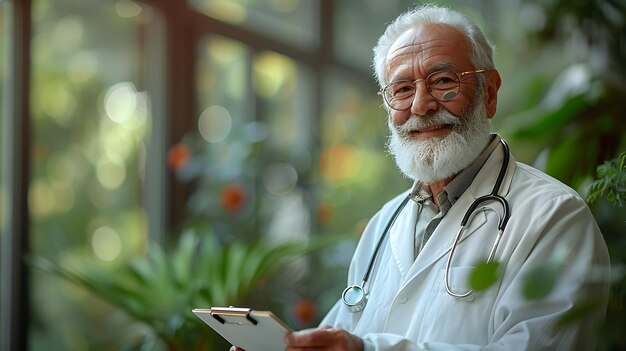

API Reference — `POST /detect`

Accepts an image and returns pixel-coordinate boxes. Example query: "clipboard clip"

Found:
[210,306,258,325]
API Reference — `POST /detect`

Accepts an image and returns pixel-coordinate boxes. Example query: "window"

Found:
[192,36,316,241]
[28,0,165,349]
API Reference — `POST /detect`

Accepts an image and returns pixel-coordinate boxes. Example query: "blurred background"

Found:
[0,0,624,350]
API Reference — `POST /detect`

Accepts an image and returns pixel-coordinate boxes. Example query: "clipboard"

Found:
[192,307,292,351]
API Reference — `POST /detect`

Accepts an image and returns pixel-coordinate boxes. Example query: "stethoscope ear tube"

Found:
[460,195,509,230]
[445,140,511,298]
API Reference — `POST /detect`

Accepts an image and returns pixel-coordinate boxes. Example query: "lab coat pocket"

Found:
[421,267,495,344]
[439,266,476,300]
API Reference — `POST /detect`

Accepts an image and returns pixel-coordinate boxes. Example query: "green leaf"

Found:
[513,94,589,141]
[171,230,199,287]
[225,243,248,300]
[522,263,559,300]
[554,299,605,330]
[469,261,501,292]
[586,151,626,206]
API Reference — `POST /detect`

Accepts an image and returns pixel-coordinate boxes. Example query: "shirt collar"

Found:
[409,134,501,213]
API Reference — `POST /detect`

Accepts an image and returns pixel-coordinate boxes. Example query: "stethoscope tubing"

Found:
[343,139,512,310]
[444,140,510,298]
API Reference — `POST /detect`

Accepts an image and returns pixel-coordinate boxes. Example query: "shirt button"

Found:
[397,293,408,304]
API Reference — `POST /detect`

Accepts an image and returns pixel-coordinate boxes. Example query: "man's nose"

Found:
[409,80,438,117]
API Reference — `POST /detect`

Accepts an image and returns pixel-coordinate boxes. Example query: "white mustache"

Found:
[393,112,462,137]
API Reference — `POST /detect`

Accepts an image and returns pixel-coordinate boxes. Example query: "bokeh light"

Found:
[40,81,77,125]
[104,82,138,124]
[51,15,84,52]
[115,0,143,18]
[197,0,246,24]
[242,121,270,143]
[124,91,149,131]
[198,105,232,143]
[319,143,362,181]
[96,154,127,190]
[204,37,247,100]
[253,51,294,98]
[91,226,122,261]
[262,162,298,195]
[99,119,135,161]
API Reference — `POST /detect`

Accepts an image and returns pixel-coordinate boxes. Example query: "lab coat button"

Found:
[397,293,408,304]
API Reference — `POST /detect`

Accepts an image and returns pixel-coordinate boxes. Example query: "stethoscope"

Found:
[342,140,511,312]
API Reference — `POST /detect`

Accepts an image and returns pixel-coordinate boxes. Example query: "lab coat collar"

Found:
[468,135,516,199]
[389,199,422,279]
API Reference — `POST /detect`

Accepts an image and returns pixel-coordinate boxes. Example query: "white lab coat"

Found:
[321,143,610,351]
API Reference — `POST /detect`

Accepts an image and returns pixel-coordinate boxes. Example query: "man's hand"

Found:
[284,325,364,351]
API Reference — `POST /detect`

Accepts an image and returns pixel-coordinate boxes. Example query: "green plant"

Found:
[30,229,344,350]
[586,151,626,350]
[504,1,626,347]
[587,152,626,207]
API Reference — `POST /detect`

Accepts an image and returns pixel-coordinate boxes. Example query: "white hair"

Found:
[373,4,496,89]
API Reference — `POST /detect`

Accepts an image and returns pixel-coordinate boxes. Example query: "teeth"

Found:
[417,125,446,132]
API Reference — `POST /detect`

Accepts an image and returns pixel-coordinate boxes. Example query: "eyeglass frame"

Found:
[378,69,487,111]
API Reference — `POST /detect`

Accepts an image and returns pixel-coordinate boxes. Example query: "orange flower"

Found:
[317,202,333,226]
[319,143,361,181]
[220,183,247,213]
[167,144,192,171]
[294,299,316,324]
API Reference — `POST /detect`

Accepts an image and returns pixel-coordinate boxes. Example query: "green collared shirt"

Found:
[408,134,501,258]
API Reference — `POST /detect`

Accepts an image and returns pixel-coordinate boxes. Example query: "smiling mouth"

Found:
[407,124,453,135]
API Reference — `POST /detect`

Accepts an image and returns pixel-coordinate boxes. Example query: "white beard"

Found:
[386,95,491,183]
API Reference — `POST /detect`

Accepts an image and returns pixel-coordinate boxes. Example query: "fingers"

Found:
[285,327,363,350]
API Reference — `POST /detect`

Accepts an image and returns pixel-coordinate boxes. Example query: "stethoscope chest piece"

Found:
[342,285,367,313]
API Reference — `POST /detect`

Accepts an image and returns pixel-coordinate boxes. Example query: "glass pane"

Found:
[253,50,313,154]
[189,0,317,48]
[29,0,163,349]
[334,0,419,72]
[191,36,315,241]
[252,50,314,242]
[175,36,318,325]
[190,35,254,235]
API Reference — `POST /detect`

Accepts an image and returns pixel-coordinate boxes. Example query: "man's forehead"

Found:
[385,24,471,71]
[388,24,466,56]
[388,26,429,55]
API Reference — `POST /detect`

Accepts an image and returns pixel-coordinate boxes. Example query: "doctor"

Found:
[232,4,611,351]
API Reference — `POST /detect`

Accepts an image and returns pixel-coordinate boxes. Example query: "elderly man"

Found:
[234,4,610,351]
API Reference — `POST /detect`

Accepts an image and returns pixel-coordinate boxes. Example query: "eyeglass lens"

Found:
[384,70,461,110]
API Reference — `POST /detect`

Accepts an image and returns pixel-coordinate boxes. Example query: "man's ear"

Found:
[484,70,502,118]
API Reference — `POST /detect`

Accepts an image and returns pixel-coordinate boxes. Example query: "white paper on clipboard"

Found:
[192,307,292,351]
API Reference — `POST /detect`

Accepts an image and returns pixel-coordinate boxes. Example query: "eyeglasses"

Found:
[379,69,486,111]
